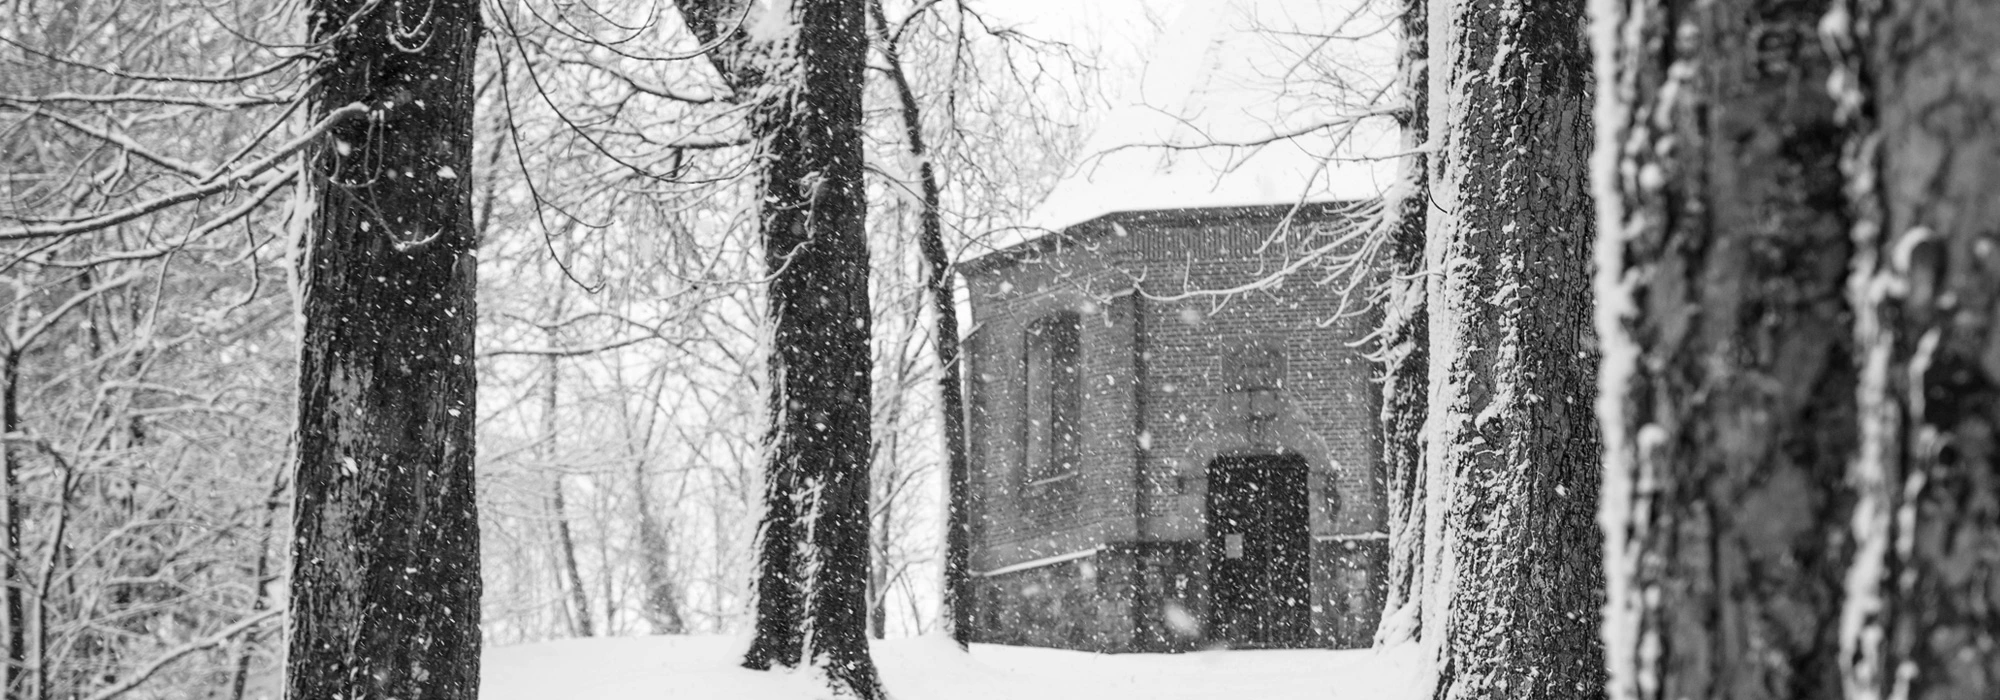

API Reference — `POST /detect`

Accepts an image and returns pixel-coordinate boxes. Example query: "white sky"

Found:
[966,0,1401,234]
[968,0,1186,83]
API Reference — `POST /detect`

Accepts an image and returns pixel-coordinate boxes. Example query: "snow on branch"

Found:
[0,102,366,242]
[82,608,281,700]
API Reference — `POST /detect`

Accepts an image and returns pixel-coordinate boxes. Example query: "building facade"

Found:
[962,202,1386,652]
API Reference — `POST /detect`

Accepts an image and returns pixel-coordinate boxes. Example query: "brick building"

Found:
[960,202,1386,652]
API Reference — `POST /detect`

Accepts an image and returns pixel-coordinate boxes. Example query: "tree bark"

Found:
[286,1,483,698]
[1831,2,2000,697]
[632,455,686,635]
[230,467,287,700]
[1374,0,1430,648]
[1417,0,1603,697]
[0,350,22,700]
[543,349,594,638]
[672,0,881,695]
[865,0,973,649]
[1591,1,1852,698]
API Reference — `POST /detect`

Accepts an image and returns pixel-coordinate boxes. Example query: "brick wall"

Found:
[962,203,1386,649]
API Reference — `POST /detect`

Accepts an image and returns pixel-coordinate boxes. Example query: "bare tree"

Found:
[285,1,484,698]
[671,0,882,695]
[1371,0,1429,647]
[3,1,314,697]
[864,0,972,646]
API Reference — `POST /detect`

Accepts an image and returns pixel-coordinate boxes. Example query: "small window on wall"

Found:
[1022,312,1082,485]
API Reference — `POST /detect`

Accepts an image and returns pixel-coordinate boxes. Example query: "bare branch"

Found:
[83,609,281,700]
[0,102,365,242]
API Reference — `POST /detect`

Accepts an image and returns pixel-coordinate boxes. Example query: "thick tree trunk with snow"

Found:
[673,0,880,695]
[1416,0,1603,697]
[1591,1,1852,698]
[1374,0,1430,647]
[286,1,483,699]
[1831,2,2000,697]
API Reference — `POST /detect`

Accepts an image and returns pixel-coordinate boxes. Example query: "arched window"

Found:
[1022,312,1082,485]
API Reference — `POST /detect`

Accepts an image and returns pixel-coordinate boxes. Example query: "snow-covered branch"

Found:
[0,102,365,242]
[82,609,281,700]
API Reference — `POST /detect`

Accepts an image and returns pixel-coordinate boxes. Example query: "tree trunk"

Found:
[1374,0,1430,648]
[0,351,22,700]
[1590,1,1852,698]
[866,0,973,648]
[671,0,880,695]
[870,484,891,640]
[632,454,685,634]
[286,1,483,698]
[1416,0,1603,697]
[1831,2,2000,697]
[544,349,594,638]
[231,467,288,700]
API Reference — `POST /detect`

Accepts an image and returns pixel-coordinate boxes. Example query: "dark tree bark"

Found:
[0,350,21,700]
[1416,0,1603,697]
[673,0,881,695]
[1373,0,1429,648]
[1831,2,2000,697]
[865,0,973,649]
[1591,1,1852,698]
[286,1,483,698]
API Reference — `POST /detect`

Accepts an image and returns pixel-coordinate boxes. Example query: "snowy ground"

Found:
[482,634,1423,700]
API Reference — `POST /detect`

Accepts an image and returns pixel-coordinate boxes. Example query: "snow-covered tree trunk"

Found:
[1374,0,1430,647]
[287,1,483,698]
[1417,0,1603,697]
[1830,1,2000,697]
[1591,1,1852,698]
[674,0,881,694]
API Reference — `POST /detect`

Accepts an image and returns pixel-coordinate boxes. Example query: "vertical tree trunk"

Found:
[1417,0,1603,697]
[632,451,685,634]
[231,468,288,700]
[673,0,880,694]
[1374,0,1430,648]
[870,484,891,640]
[0,351,22,700]
[1831,2,2000,697]
[1591,1,1852,698]
[287,1,483,698]
[544,349,594,638]
[865,0,973,648]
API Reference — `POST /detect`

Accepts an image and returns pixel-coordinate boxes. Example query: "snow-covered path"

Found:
[482,634,1422,700]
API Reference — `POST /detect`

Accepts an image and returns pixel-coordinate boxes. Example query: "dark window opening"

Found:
[1022,312,1082,485]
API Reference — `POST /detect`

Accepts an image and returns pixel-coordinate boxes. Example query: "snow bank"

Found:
[481,633,1425,700]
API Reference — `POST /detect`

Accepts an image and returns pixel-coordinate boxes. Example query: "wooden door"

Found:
[1205,454,1311,647]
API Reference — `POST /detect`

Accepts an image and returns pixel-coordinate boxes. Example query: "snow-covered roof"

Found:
[1022,0,1399,236]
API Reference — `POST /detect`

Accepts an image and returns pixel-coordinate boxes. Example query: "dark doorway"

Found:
[1205,453,1311,648]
